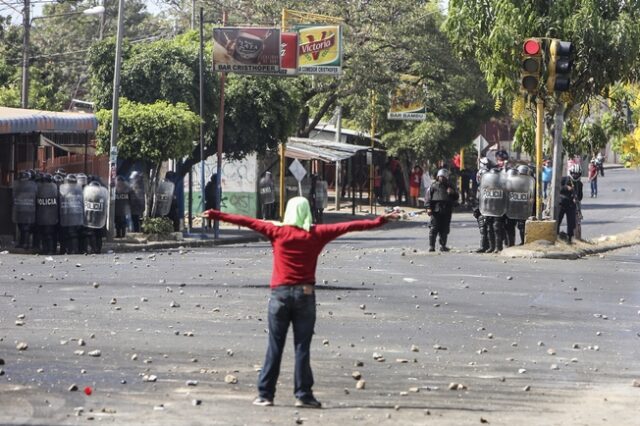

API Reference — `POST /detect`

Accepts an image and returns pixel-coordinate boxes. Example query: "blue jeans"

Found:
[258,285,316,401]
[590,179,597,196]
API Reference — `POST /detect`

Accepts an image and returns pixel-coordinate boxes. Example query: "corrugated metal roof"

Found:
[286,137,370,162]
[0,107,98,134]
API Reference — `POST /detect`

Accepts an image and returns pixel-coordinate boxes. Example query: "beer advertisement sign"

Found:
[213,27,282,75]
[280,32,298,76]
[387,77,427,121]
[297,25,342,75]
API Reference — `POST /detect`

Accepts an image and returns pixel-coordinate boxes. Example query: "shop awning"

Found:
[0,106,98,134]
[285,137,371,162]
[40,135,96,155]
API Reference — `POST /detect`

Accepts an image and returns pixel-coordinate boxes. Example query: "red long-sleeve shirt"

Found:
[206,210,387,288]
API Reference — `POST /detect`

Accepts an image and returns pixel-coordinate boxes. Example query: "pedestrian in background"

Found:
[203,197,398,409]
[542,159,552,200]
[588,159,598,198]
[409,165,422,207]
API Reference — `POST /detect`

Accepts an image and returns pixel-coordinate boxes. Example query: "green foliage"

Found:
[512,120,536,157]
[141,216,174,235]
[94,99,200,164]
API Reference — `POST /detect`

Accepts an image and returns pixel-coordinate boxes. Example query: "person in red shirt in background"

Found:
[203,197,398,408]
[588,158,598,197]
[409,165,423,207]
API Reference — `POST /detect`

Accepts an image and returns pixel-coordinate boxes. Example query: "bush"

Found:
[142,217,174,235]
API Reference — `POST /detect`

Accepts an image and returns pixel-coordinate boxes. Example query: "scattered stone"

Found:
[142,374,158,382]
[224,374,238,384]
[356,379,366,389]
[409,387,420,393]
[68,384,79,392]
[518,369,527,374]
[352,371,362,380]
[88,350,101,357]
[550,364,560,370]
[410,345,419,352]
[186,380,198,386]
[537,341,544,346]
[547,348,556,356]
[448,383,467,391]
[170,301,180,308]
[359,304,366,310]
[110,298,117,305]
[396,358,410,363]
[131,354,138,361]
[74,350,85,356]
[192,399,202,406]
[15,320,25,326]
[322,339,329,346]
[92,282,99,288]
[632,380,640,388]
[572,343,580,349]
[78,339,86,347]
[16,342,28,351]
[523,385,531,391]
[433,344,447,350]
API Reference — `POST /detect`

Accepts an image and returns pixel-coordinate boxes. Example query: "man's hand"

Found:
[426,208,433,216]
[202,209,219,219]
[383,212,401,221]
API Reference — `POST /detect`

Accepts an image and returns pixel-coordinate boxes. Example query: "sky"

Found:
[0,0,169,24]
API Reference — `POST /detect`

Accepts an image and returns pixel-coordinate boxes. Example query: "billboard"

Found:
[297,25,342,75]
[280,32,298,76]
[213,27,282,75]
[387,76,427,121]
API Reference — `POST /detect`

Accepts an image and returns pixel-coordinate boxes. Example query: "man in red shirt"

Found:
[204,197,398,408]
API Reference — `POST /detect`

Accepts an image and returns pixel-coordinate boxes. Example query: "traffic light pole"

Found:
[550,103,565,221]
[535,98,544,219]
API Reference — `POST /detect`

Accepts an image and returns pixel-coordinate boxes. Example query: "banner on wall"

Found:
[213,27,282,75]
[297,25,342,75]
[387,76,427,121]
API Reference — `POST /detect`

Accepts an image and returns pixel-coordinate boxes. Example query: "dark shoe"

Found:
[440,246,450,252]
[475,248,487,253]
[428,247,436,252]
[252,396,273,407]
[295,397,322,409]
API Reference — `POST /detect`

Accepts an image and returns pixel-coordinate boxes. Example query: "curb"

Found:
[501,228,640,259]
[104,234,263,253]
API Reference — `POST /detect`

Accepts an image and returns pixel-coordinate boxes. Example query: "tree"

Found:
[444,0,640,156]
[88,31,300,175]
[157,0,494,165]
[95,98,200,214]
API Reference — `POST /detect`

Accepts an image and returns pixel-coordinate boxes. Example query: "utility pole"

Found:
[535,97,544,219]
[106,0,126,239]
[21,0,30,108]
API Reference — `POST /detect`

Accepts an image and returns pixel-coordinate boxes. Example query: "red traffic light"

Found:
[523,39,541,55]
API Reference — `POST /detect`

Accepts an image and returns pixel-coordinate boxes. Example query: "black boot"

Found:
[439,234,449,252]
[428,229,436,252]
[476,217,489,253]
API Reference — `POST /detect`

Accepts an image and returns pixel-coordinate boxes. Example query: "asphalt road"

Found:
[1,167,639,426]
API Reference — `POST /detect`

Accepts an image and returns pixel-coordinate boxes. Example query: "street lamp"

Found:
[21,3,105,109]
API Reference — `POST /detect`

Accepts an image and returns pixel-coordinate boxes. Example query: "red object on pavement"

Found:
[84,386,92,396]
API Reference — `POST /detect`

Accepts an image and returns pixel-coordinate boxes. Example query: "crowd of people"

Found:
[11,168,181,254]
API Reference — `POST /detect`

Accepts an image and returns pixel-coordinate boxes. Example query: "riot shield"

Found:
[506,171,535,220]
[59,182,85,227]
[478,169,507,217]
[129,176,146,216]
[315,180,328,209]
[12,179,37,225]
[115,180,131,217]
[153,180,175,216]
[76,173,88,187]
[259,177,275,205]
[83,183,108,229]
[36,181,59,226]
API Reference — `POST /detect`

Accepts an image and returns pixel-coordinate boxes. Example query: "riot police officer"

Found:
[115,175,131,238]
[59,174,84,254]
[129,171,145,232]
[36,174,59,255]
[258,171,275,220]
[12,170,37,249]
[83,178,108,253]
[557,163,583,243]
[425,169,459,252]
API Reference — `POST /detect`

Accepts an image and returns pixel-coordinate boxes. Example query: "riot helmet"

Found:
[495,150,509,160]
[516,165,530,175]
[569,163,582,179]
[436,169,449,179]
[42,173,53,183]
[53,174,64,185]
[64,174,77,184]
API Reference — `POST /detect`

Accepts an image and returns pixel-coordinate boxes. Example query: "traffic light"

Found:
[520,38,542,94]
[547,39,573,92]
